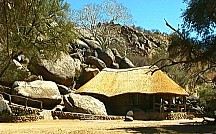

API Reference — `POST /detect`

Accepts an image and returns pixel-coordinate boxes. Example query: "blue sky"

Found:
[66,0,187,33]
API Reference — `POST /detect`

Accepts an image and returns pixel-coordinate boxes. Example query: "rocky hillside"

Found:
[0,23,172,118]
[0,22,170,88]
[120,25,169,56]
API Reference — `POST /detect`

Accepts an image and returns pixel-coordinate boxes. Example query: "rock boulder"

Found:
[29,52,79,86]
[97,48,115,67]
[119,57,135,69]
[82,38,101,49]
[64,93,107,115]
[57,84,74,95]
[12,80,61,109]
[79,67,100,85]
[0,94,12,116]
[76,39,89,49]
[85,56,107,70]
[0,85,11,94]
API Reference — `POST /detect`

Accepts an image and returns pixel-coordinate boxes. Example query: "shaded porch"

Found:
[82,93,187,116]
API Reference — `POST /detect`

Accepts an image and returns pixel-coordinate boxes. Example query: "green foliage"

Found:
[0,60,30,84]
[95,23,126,53]
[172,0,216,71]
[0,109,11,116]
[182,0,216,36]
[155,0,216,89]
[0,0,78,78]
[198,86,216,107]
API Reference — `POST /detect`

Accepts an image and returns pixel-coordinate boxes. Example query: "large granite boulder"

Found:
[57,84,74,95]
[70,52,84,62]
[29,52,80,86]
[119,57,135,69]
[82,38,101,49]
[76,39,89,49]
[85,56,107,70]
[0,85,11,94]
[97,48,115,67]
[115,55,122,64]
[63,93,107,115]
[73,58,83,77]
[0,85,11,100]
[11,80,62,109]
[0,94,12,116]
[111,62,119,69]
[112,49,122,64]
[79,67,100,85]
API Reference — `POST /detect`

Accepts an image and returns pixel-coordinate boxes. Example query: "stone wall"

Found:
[0,105,44,122]
[133,112,200,120]
[52,111,124,120]
[166,112,196,120]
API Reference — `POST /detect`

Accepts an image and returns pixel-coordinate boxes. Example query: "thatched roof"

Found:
[76,66,188,97]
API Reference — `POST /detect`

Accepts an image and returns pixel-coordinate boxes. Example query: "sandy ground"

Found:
[1,118,216,134]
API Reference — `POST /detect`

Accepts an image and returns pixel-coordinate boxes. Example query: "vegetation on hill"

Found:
[157,0,216,114]
[72,0,133,53]
[158,0,215,84]
[0,0,78,78]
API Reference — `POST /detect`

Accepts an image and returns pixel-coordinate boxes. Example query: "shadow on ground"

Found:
[110,122,216,133]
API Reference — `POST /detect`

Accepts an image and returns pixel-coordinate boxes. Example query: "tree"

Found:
[101,0,133,25]
[0,0,78,78]
[73,0,133,51]
[182,0,216,36]
[153,0,216,88]
[73,0,133,33]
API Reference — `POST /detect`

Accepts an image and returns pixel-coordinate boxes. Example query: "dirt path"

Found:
[1,118,215,134]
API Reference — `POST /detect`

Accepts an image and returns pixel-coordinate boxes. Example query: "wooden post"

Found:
[168,96,172,112]
[183,96,186,112]
[153,95,155,112]
[177,104,179,112]
[25,98,28,108]
[160,97,163,113]
[40,102,43,110]
[161,103,164,112]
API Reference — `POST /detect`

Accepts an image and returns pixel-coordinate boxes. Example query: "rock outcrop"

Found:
[79,67,100,85]
[120,26,169,56]
[85,56,107,70]
[0,85,11,94]
[29,52,81,86]
[81,38,101,50]
[0,94,12,115]
[76,39,89,49]
[97,48,115,67]
[119,57,135,69]
[63,93,107,115]
[12,80,61,109]
[57,84,74,95]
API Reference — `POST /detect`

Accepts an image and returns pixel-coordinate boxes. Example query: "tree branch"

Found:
[149,58,191,74]
[3,0,10,56]
[164,19,185,39]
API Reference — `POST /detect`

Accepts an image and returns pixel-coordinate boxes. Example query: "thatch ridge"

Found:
[76,66,188,97]
[103,66,157,72]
